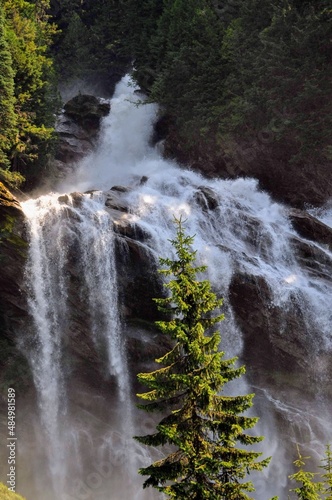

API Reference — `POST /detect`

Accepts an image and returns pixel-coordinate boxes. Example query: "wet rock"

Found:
[58,192,85,208]
[152,114,171,145]
[58,194,70,204]
[54,115,95,170]
[52,95,110,182]
[194,186,219,211]
[115,236,163,324]
[70,192,85,207]
[139,176,149,185]
[110,185,131,193]
[229,272,310,372]
[105,191,130,212]
[288,208,332,251]
[113,218,150,242]
[289,235,332,283]
[125,322,172,373]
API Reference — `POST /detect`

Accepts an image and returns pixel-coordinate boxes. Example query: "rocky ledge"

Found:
[52,94,111,181]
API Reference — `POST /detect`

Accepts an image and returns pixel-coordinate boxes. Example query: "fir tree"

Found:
[0,3,17,169]
[135,217,270,499]
[320,444,332,499]
[289,445,323,500]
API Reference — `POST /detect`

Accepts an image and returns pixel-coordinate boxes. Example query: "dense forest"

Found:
[0,0,330,196]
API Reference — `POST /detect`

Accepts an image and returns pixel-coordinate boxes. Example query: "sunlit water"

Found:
[15,75,332,499]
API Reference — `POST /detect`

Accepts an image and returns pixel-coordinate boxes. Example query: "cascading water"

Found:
[21,192,146,499]
[23,197,69,496]
[18,75,332,500]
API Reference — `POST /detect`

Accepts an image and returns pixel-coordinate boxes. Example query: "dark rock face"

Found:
[159,116,332,208]
[52,95,110,181]
[227,208,332,383]
[0,183,28,325]
[229,273,310,372]
[0,183,31,391]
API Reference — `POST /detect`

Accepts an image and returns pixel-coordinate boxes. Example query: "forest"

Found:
[0,0,330,194]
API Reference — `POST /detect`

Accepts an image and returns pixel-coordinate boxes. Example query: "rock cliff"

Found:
[51,94,110,183]
[157,115,332,209]
[0,183,31,391]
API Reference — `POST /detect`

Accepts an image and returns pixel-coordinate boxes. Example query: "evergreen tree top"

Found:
[135,216,270,499]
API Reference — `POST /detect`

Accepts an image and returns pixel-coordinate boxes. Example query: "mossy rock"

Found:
[0,483,26,499]
[0,182,22,215]
[0,182,27,256]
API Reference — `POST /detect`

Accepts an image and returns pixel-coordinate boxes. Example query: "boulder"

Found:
[63,94,110,130]
[109,185,131,193]
[52,95,110,181]
[194,186,219,211]
[288,208,332,251]
[105,190,130,212]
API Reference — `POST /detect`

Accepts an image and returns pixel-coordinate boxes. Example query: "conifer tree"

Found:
[289,445,323,500]
[320,444,332,499]
[135,217,270,499]
[0,3,17,169]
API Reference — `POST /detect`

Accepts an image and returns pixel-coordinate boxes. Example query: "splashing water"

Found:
[18,75,332,500]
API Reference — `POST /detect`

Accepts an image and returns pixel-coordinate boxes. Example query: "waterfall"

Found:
[19,75,332,500]
[22,192,142,499]
[23,196,69,495]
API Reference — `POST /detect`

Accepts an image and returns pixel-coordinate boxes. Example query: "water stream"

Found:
[19,75,332,499]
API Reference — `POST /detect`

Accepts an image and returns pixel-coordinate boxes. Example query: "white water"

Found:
[18,75,332,499]
[22,192,142,499]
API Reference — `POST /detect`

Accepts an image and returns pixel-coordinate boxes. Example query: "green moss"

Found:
[0,214,28,259]
[0,483,26,499]
[0,169,25,189]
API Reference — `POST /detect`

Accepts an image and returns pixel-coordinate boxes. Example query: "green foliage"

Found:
[0,0,58,186]
[0,168,25,189]
[221,0,332,162]
[0,483,26,499]
[116,0,331,168]
[320,444,332,499]
[0,4,17,169]
[289,446,323,500]
[135,217,270,499]
[149,0,225,138]
[50,0,130,85]
[53,11,90,80]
